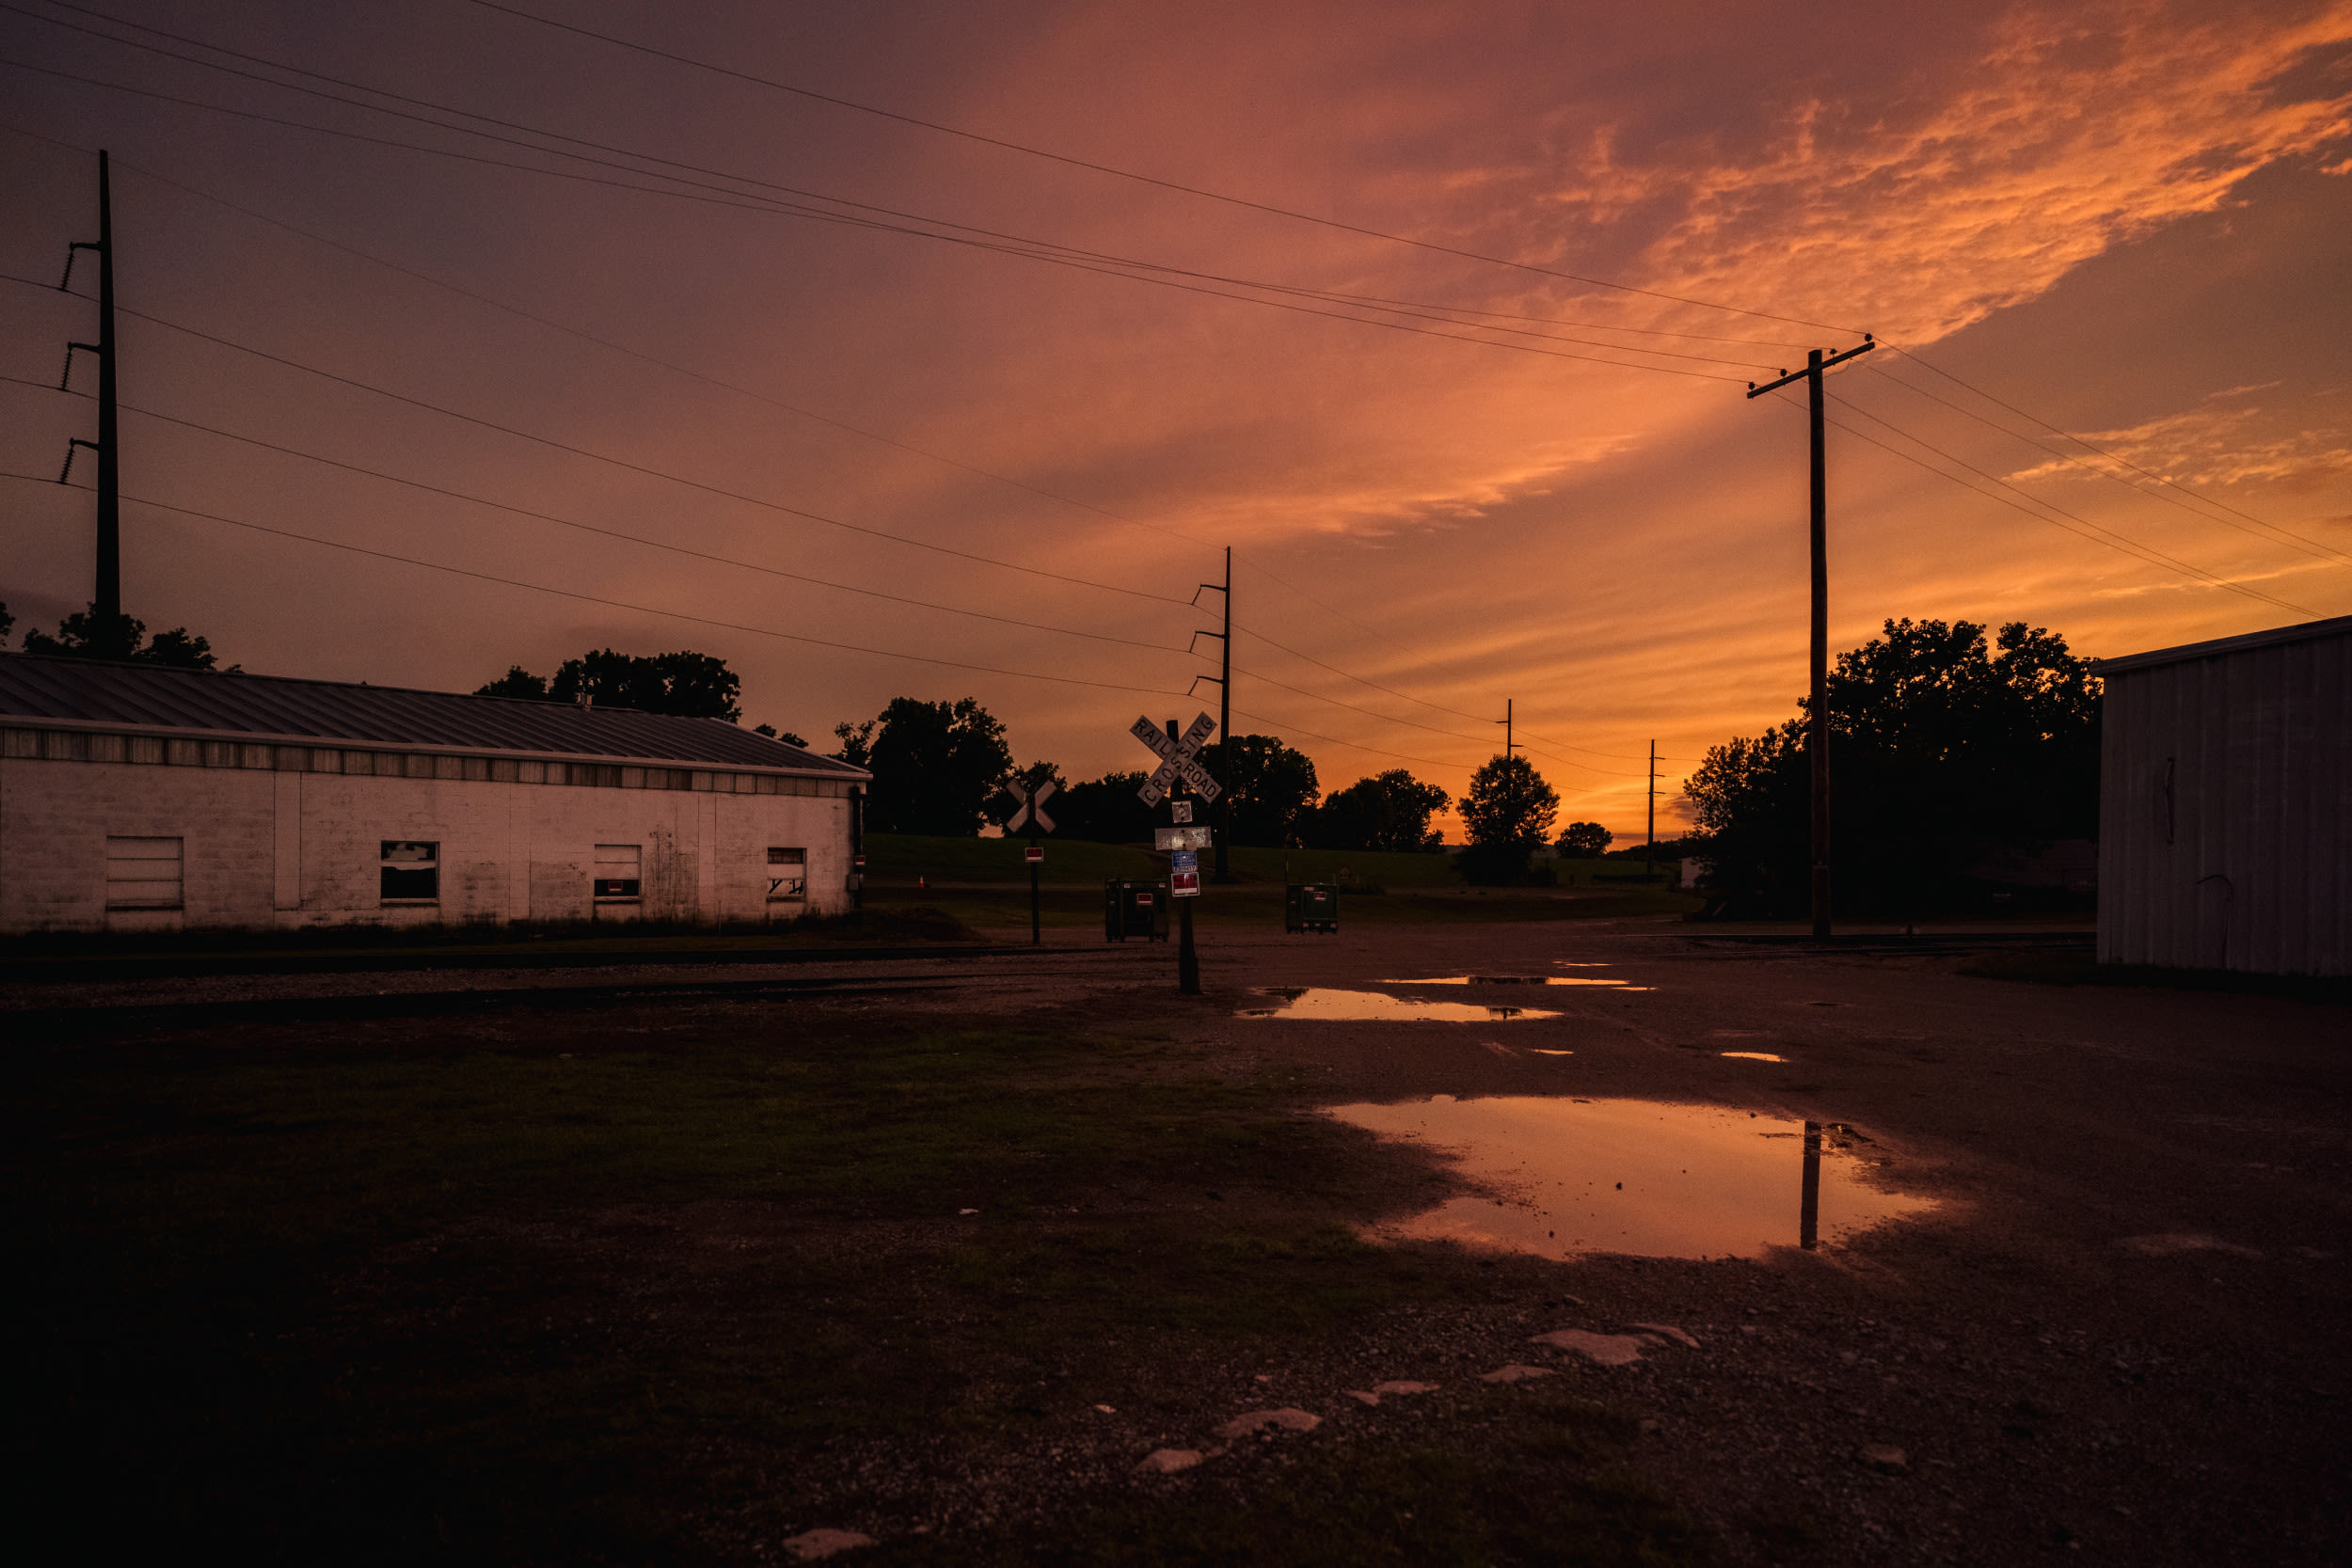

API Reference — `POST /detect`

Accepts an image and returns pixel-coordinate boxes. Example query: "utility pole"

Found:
[1645,738,1657,880]
[59,150,119,623]
[1746,335,1873,941]
[1497,699,1515,758]
[1191,548,1234,881]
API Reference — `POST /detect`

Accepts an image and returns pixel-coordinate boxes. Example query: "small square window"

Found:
[595,844,642,899]
[381,840,438,901]
[766,847,806,901]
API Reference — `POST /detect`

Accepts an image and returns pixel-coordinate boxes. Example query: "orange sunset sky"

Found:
[3,0,2347,841]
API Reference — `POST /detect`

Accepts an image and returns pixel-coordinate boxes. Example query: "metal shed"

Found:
[2093,615,2349,976]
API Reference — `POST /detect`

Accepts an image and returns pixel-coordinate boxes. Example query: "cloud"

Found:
[2007,387,2352,489]
[1528,0,2352,341]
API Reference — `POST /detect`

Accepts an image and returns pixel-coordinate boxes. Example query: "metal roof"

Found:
[2093,614,2352,676]
[0,653,866,776]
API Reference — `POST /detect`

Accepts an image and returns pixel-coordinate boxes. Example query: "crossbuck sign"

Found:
[1001,778,1057,834]
[1132,713,1221,807]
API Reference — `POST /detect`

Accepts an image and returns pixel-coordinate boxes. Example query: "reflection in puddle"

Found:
[1385,975,1653,990]
[1326,1097,1932,1259]
[1721,1051,1788,1063]
[1237,988,1561,1022]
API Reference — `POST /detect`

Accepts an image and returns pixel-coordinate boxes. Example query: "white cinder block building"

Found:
[2094,614,2348,976]
[0,653,869,933]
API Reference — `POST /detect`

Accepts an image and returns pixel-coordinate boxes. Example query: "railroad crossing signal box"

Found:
[1284,882,1340,934]
[1104,879,1170,942]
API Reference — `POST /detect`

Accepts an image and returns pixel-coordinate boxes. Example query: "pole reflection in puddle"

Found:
[1801,1120,1822,1250]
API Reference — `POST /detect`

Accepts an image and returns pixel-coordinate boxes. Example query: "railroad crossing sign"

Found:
[1131,712,1221,807]
[1001,778,1057,834]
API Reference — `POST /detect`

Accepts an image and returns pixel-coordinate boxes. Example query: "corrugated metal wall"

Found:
[2097,626,2348,975]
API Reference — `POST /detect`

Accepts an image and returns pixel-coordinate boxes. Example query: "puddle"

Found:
[1720,1052,1788,1063]
[1326,1097,1933,1260]
[1237,988,1561,1022]
[1385,975,1653,990]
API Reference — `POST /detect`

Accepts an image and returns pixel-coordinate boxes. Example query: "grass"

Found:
[13,1002,1707,1563]
[868,880,1701,931]
[867,833,1677,894]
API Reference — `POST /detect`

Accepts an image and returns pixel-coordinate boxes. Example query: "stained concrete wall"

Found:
[0,746,856,932]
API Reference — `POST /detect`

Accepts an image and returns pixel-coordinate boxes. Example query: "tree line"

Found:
[1682,618,2101,915]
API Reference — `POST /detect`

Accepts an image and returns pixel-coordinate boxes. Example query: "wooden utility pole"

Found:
[1191,548,1234,881]
[1746,336,1873,940]
[61,150,119,622]
[1645,738,1657,879]
[1497,699,1515,757]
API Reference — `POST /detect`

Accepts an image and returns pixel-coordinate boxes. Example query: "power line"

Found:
[0,136,1732,767]
[0,16,1764,379]
[457,0,1859,334]
[1,268,1200,607]
[1227,656,1644,776]
[2,471,1199,697]
[2,371,1198,658]
[1776,389,2328,618]
[1858,358,2352,570]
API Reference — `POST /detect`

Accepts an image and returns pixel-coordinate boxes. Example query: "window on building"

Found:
[106,836,183,910]
[766,847,807,902]
[594,844,643,899]
[380,840,439,901]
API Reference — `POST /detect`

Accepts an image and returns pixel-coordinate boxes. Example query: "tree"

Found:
[1555,820,1613,857]
[1053,771,1159,843]
[476,649,742,720]
[0,602,17,645]
[476,665,548,700]
[1684,618,2101,915]
[1461,754,1560,849]
[1457,754,1560,883]
[1197,734,1320,847]
[753,723,810,747]
[1307,770,1450,851]
[21,604,226,670]
[834,697,1013,836]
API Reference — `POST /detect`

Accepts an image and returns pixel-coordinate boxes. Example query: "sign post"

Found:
[1000,778,1058,946]
[1132,713,1221,994]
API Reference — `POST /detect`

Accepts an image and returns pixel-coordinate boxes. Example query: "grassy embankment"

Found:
[16,997,1707,1564]
[863,832,1697,929]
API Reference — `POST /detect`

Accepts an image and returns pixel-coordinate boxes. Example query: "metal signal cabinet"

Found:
[1285,883,1339,933]
[1104,879,1169,942]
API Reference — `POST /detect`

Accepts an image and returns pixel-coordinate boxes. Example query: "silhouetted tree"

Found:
[1555,820,1613,857]
[752,723,810,747]
[1685,618,2101,915]
[476,649,742,720]
[1457,754,1560,883]
[1306,769,1450,851]
[1053,770,1159,843]
[0,602,14,645]
[834,697,1013,836]
[21,604,226,670]
[1198,734,1320,847]
[476,665,547,700]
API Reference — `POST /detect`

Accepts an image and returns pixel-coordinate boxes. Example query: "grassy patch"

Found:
[12,1004,1699,1561]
